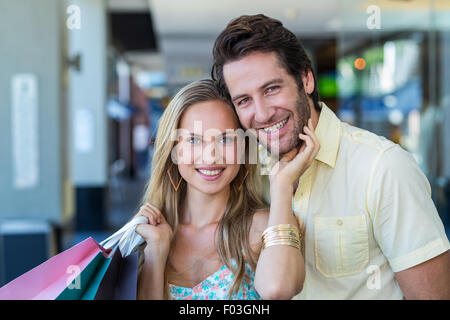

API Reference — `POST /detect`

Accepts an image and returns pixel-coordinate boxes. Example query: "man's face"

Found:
[223,51,311,156]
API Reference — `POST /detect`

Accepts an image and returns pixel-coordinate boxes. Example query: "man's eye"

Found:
[237,97,249,106]
[266,86,280,94]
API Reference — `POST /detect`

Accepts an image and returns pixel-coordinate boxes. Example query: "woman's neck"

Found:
[180,186,230,228]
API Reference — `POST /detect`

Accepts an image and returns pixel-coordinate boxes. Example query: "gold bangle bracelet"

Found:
[263,231,299,240]
[263,236,300,247]
[262,224,301,251]
[263,237,300,244]
[262,224,299,237]
[263,223,299,232]
[263,234,300,240]
[263,231,300,240]
[264,237,301,243]
[263,228,299,235]
[263,240,300,250]
[263,233,299,241]
[264,241,301,249]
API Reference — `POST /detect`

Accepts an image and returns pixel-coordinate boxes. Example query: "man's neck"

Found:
[310,101,321,130]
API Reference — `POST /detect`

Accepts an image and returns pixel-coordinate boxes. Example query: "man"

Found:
[211,14,450,299]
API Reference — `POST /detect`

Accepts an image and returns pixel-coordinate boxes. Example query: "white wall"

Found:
[0,0,66,223]
[67,0,108,186]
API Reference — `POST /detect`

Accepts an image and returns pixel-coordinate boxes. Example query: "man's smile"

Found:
[259,116,290,136]
[258,116,290,136]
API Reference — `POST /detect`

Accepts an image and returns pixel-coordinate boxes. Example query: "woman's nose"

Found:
[201,141,217,164]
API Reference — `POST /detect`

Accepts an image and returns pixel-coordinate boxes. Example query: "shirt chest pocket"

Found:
[314,215,369,278]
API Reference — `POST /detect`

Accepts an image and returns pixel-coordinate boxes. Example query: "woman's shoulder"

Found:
[250,208,269,233]
[248,208,269,255]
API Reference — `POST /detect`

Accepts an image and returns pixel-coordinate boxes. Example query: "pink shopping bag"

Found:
[0,237,109,300]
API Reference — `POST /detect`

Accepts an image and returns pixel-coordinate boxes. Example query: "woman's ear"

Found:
[170,143,180,165]
[301,69,315,95]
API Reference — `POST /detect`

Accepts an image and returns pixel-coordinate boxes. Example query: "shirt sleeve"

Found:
[367,145,450,272]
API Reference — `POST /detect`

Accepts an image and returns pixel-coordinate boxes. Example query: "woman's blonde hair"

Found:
[137,79,268,298]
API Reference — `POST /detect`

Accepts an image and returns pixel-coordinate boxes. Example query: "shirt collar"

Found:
[314,102,342,168]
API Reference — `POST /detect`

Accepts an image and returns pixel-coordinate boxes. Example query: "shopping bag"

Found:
[0,237,108,300]
[56,247,112,300]
[57,216,145,299]
[0,216,146,300]
[57,247,139,300]
[94,248,139,300]
[99,216,146,257]
[91,216,145,300]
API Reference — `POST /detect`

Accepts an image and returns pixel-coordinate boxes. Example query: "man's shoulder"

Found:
[340,122,396,154]
[338,122,423,186]
[335,122,415,180]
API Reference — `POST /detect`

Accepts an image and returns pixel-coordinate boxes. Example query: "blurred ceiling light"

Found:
[116,59,130,77]
[284,8,298,20]
[361,0,450,10]
[382,41,396,93]
[384,95,398,108]
[326,18,342,31]
[116,59,131,104]
[354,57,366,70]
[408,109,420,138]
[388,109,404,125]
[108,0,149,11]
[136,70,167,89]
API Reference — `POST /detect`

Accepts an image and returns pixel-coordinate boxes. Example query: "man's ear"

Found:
[301,69,315,95]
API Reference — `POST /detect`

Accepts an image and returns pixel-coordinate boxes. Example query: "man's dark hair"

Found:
[211,14,320,110]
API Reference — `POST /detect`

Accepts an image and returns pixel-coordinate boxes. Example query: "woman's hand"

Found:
[135,203,171,300]
[269,119,320,189]
[254,120,316,299]
[135,203,173,258]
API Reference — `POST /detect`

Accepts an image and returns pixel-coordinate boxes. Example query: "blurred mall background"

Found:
[1,0,450,285]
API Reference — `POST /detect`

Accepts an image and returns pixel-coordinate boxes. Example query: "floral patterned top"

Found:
[168,262,262,300]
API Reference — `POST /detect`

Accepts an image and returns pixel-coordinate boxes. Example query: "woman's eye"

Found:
[188,137,201,144]
[219,136,234,144]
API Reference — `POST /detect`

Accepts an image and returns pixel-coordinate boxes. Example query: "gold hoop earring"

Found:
[167,163,183,192]
[237,169,249,191]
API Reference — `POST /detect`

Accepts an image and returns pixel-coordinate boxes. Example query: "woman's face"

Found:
[175,99,241,195]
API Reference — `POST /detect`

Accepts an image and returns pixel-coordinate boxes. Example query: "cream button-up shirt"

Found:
[261,102,450,299]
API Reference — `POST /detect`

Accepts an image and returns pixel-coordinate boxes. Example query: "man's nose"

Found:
[254,97,275,125]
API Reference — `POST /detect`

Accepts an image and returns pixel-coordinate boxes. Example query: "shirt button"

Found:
[337,219,343,226]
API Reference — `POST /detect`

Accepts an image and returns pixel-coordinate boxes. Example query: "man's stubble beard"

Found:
[245,87,312,159]
[265,88,310,158]
[285,88,311,156]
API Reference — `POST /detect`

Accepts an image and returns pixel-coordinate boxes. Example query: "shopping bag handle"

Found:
[100,216,147,257]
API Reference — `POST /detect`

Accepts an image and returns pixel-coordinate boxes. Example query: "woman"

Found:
[135,79,319,299]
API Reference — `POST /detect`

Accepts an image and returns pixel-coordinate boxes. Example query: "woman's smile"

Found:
[195,166,226,181]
